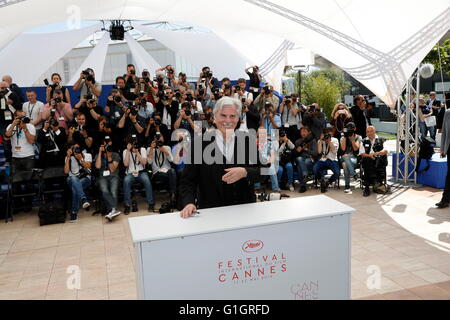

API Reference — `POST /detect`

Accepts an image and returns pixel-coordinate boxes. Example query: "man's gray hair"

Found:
[213,96,242,118]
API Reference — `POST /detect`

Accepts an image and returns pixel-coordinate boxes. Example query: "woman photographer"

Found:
[45,73,70,103]
[330,103,353,138]
[277,130,295,191]
[64,142,92,222]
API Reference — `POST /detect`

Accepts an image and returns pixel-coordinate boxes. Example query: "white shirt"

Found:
[359,135,379,155]
[67,151,92,177]
[148,146,173,173]
[215,130,236,163]
[318,138,339,162]
[6,123,36,158]
[233,91,254,103]
[22,100,44,129]
[123,148,147,175]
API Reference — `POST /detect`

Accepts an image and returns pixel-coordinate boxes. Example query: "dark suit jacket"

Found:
[179,131,261,210]
[350,105,371,138]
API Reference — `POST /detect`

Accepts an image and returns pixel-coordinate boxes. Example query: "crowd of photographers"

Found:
[0,64,390,222]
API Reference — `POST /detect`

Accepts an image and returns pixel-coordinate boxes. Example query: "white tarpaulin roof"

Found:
[0,0,449,107]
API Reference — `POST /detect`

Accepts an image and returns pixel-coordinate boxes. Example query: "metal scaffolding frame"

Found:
[395,70,420,184]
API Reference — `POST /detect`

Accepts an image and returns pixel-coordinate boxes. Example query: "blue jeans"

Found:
[254,174,280,192]
[313,159,340,184]
[97,175,119,212]
[295,157,314,186]
[340,155,357,188]
[277,162,294,185]
[67,176,91,215]
[123,172,155,206]
[419,121,435,140]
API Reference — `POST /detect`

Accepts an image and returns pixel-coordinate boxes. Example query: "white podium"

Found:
[128,195,356,300]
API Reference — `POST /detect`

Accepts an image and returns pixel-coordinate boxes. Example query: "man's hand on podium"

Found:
[180,203,197,219]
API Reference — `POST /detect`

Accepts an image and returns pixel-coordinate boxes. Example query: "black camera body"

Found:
[323,133,331,140]
[18,116,30,124]
[130,108,139,116]
[263,86,271,95]
[114,96,122,103]
[184,109,192,117]
[73,147,82,154]
[49,119,59,127]
[54,97,62,104]
[343,128,355,138]
[372,138,385,153]
[105,144,114,153]
[204,71,212,79]
[279,130,287,138]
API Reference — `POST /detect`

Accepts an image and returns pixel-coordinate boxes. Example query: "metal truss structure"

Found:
[395,71,420,184]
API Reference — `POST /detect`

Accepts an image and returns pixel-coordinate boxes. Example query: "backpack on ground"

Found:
[38,199,66,226]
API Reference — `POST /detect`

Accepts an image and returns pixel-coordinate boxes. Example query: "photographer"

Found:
[73,68,102,98]
[145,112,170,146]
[294,126,318,193]
[0,81,19,162]
[253,85,279,112]
[73,95,103,131]
[114,76,133,101]
[205,87,223,110]
[313,129,340,193]
[174,72,193,92]
[221,78,233,97]
[2,75,24,105]
[155,87,179,131]
[117,101,146,149]
[104,88,126,128]
[147,133,177,208]
[259,102,281,137]
[174,102,198,136]
[4,110,36,174]
[45,73,70,103]
[350,95,372,138]
[359,126,388,197]
[95,137,121,221]
[23,90,45,130]
[239,97,260,132]
[277,129,295,191]
[200,106,216,132]
[302,103,326,140]
[245,66,262,99]
[67,113,93,152]
[124,64,140,94]
[172,130,190,175]
[123,137,155,214]
[339,122,362,194]
[91,116,112,153]
[232,78,253,105]
[254,127,280,193]
[0,80,21,111]
[133,94,154,123]
[156,65,176,88]
[279,95,300,142]
[330,103,353,138]
[41,89,73,131]
[134,69,158,107]
[64,142,92,223]
[198,66,219,97]
[37,118,67,168]
[418,97,435,139]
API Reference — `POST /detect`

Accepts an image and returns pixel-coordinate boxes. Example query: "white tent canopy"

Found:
[0,0,448,107]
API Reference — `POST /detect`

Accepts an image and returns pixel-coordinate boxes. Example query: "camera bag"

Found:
[38,199,66,226]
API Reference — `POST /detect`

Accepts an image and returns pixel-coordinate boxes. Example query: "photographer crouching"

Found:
[4,111,36,174]
[37,118,67,168]
[359,126,389,197]
[313,129,340,193]
[339,122,362,194]
[64,142,92,222]
[123,136,155,214]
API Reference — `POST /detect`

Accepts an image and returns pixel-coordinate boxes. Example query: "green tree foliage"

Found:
[285,67,350,117]
[302,74,341,118]
[423,39,450,77]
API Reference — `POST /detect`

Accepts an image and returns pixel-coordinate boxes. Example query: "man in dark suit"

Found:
[350,95,371,138]
[179,97,261,218]
[436,108,450,208]
[429,92,442,137]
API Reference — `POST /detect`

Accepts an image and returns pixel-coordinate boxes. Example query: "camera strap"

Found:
[155,149,165,169]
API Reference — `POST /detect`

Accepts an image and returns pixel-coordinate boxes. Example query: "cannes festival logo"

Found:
[242,240,264,253]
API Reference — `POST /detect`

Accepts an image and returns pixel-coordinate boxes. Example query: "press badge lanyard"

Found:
[155,150,165,168]
[131,152,139,172]
[27,103,36,119]
[16,128,22,148]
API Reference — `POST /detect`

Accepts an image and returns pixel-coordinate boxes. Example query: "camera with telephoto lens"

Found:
[18,116,30,124]
[105,144,113,153]
[203,71,212,78]
[54,97,62,104]
[279,130,287,138]
[285,96,292,105]
[73,147,82,154]
[157,141,164,148]
[50,109,56,117]
[234,85,241,92]
[142,70,150,83]
[114,96,122,103]
[154,118,162,126]
[263,86,271,95]
[130,69,136,75]
[343,128,355,138]
[130,108,138,116]
[184,109,191,117]
[323,133,331,140]
[224,84,232,90]
[155,132,162,140]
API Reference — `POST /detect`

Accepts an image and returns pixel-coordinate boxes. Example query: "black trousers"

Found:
[361,157,386,188]
[441,148,450,202]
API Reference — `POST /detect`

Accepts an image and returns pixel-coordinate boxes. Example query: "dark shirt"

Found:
[350,105,371,138]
